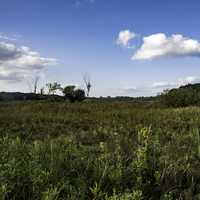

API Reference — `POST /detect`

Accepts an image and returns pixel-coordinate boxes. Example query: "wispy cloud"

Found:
[108,76,200,97]
[0,33,19,41]
[151,81,177,89]
[152,76,200,89]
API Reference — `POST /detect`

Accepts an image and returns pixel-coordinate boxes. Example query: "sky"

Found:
[0,0,200,97]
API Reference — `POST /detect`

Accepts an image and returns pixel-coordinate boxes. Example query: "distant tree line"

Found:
[0,75,92,103]
[3,73,200,106]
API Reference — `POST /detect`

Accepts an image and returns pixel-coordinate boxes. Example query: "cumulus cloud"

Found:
[0,41,57,83]
[117,30,136,47]
[0,42,22,60]
[132,33,200,60]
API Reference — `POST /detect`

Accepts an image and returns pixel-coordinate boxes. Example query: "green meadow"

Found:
[0,101,200,199]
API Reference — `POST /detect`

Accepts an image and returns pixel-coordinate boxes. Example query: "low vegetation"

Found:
[0,101,200,199]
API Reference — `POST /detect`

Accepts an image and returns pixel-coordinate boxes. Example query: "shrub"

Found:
[63,85,85,102]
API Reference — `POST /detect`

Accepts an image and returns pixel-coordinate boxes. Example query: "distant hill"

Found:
[161,83,200,107]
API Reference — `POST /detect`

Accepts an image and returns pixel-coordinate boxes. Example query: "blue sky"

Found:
[0,0,200,96]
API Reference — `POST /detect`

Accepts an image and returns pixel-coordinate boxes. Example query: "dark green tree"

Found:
[63,85,85,102]
[63,85,76,102]
[74,89,85,102]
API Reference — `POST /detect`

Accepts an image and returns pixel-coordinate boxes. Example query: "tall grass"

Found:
[0,101,200,199]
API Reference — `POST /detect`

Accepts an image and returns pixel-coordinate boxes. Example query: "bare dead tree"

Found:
[83,74,92,97]
[33,76,40,94]
[24,75,40,93]
[46,82,62,95]
[40,87,44,95]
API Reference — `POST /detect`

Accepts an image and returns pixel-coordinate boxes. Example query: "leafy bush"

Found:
[63,86,85,102]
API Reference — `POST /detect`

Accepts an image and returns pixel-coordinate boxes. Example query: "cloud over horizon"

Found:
[0,41,57,83]
[110,76,200,97]
[152,76,200,90]
[132,33,200,60]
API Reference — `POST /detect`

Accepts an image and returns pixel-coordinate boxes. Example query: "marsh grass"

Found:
[0,101,200,199]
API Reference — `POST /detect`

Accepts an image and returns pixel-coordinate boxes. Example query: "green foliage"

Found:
[161,192,173,200]
[105,189,143,200]
[0,101,200,199]
[161,83,200,107]
[74,89,86,102]
[63,85,85,102]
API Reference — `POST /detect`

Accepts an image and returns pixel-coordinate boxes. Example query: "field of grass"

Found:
[0,101,200,199]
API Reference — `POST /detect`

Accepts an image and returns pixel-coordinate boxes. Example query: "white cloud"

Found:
[117,30,136,47]
[0,42,21,60]
[105,86,141,97]
[0,33,18,41]
[177,76,200,85]
[132,33,200,60]
[152,76,200,89]
[103,76,200,97]
[0,41,57,83]
[118,86,137,94]
[152,81,177,89]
